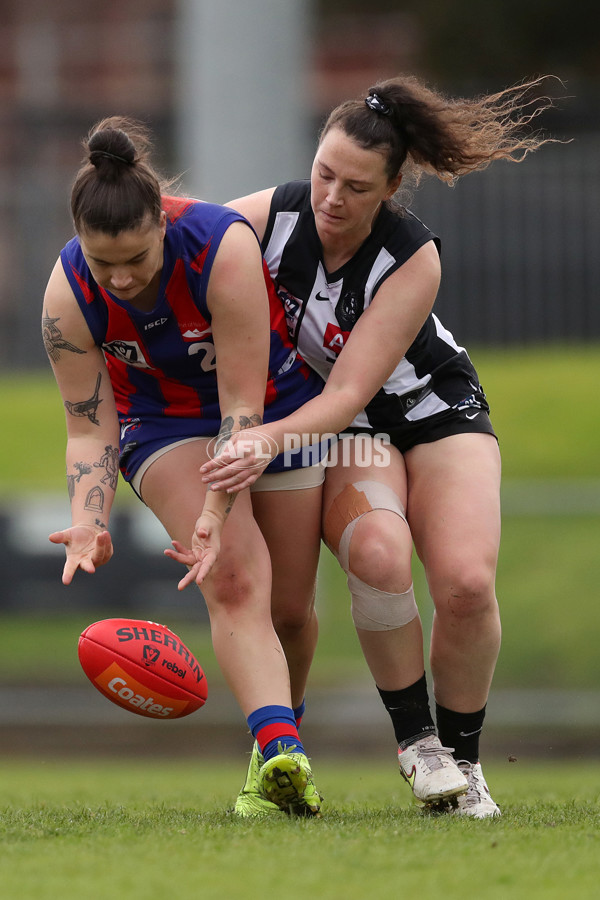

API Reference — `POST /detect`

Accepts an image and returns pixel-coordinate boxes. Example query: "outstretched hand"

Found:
[48,524,114,585]
[164,513,222,589]
[200,430,276,493]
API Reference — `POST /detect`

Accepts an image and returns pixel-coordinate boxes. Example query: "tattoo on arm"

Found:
[74,462,92,482]
[85,486,105,513]
[67,462,92,498]
[215,416,234,454]
[42,311,86,362]
[224,492,237,517]
[94,445,120,491]
[239,414,263,430]
[64,373,103,426]
[66,445,119,508]
[215,413,263,454]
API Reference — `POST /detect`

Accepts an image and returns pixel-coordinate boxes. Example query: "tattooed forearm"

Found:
[67,463,92,499]
[64,373,103,425]
[94,444,120,491]
[215,416,234,454]
[239,414,263,430]
[224,492,237,517]
[66,445,119,505]
[74,462,92,482]
[42,310,86,362]
[217,416,234,441]
[215,413,263,453]
[84,485,105,513]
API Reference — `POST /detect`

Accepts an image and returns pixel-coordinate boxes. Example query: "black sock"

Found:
[377,673,436,748]
[436,702,486,764]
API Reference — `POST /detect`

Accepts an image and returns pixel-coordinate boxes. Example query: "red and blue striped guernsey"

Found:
[60,196,325,481]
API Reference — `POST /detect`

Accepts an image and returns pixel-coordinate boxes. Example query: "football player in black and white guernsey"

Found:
[201,75,559,818]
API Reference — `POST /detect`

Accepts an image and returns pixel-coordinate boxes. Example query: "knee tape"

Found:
[324,480,417,631]
[349,575,418,631]
[325,480,408,566]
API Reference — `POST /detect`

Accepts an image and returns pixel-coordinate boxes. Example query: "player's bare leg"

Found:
[140,441,322,817]
[141,443,291,712]
[251,483,322,708]
[405,432,502,816]
[231,481,323,817]
[322,440,467,806]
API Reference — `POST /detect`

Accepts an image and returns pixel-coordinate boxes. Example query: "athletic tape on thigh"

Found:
[324,480,416,631]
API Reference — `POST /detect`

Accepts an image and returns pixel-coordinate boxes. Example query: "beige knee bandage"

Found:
[348,574,418,631]
[324,480,418,631]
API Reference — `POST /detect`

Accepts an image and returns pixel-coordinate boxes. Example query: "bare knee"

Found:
[431,562,498,623]
[204,559,261,615]
[272,603,315,637]
[271,580,316,635]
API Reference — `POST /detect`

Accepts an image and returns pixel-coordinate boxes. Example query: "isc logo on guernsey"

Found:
[108,676,173,717]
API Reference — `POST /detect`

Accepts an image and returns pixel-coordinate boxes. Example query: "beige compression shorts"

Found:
[130,436,325,498]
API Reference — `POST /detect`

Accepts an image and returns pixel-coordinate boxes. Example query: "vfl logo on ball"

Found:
[206,429,279,470]
[142,645,160,667]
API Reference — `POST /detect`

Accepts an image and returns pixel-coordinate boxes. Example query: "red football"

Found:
[78,618,207,719]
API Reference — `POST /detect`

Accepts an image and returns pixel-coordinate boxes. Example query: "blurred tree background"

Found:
[1,0,598,367]
[318,0,599,89]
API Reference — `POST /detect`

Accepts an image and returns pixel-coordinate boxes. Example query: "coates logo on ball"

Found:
[78,618,207,719]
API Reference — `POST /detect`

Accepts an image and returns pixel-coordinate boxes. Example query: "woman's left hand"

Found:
[164,513,222,589]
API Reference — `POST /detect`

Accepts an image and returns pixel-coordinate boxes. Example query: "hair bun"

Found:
[88,127,136,168]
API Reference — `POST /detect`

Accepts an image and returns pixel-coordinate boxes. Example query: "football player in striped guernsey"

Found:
[44,117,335,817]
[203,75,559,817]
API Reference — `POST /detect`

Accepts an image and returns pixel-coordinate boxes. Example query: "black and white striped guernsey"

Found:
[262,180,481,431]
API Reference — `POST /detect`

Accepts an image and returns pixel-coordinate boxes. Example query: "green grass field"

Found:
[1,759,599,900]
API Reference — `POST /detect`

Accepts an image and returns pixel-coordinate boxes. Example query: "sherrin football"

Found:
[78,618,207,719]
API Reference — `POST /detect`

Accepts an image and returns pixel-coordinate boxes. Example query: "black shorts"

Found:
[343,396,497,455]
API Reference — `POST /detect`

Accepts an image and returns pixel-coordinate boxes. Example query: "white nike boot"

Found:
[451,761,501,817]
[397,734,468,804]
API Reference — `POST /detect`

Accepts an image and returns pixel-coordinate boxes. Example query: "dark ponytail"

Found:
[321,75,561,190]
[71,116,163,237]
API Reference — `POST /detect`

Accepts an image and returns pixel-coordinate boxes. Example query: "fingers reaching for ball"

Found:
[48,524,114,585]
